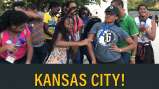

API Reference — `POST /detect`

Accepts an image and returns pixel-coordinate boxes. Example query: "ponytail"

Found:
[0,10,14,32]
[0,10,28,33]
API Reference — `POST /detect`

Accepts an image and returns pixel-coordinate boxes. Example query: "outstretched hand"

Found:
[78,38,93,46]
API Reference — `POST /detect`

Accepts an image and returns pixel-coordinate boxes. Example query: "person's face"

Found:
[62,6,67,14]
[26,8,37,13]
[105,12,118,23]
[64,18,74,33]
[81,10,88,19]
[138,6,148,17]
[51,6,60,15]
[67,3,77,15]
[11,23,27,33]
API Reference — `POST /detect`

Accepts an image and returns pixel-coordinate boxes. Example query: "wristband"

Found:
[132,53,136,55]
[131,56,135,58]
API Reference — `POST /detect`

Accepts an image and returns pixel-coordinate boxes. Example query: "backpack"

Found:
[0,28,26,40]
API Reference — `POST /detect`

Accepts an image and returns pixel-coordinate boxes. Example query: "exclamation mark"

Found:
[122,74,124,86]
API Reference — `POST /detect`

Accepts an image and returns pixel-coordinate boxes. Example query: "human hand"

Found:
[92,59,97,64]
[14,7,23,11]
[109,43,120,52]
[78,38,93,46]
[7,43,19,53]
[129,57,135,64]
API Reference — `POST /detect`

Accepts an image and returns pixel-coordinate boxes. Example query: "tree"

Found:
[1,0,107,11]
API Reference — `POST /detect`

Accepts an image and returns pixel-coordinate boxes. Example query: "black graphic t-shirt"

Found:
[89,22,129,62]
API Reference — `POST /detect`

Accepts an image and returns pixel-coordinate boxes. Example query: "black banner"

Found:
[0,65,158,89]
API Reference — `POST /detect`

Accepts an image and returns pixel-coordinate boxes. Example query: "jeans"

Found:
[31,43,48,64]
[121,52,131,64]
[67,48,82,64]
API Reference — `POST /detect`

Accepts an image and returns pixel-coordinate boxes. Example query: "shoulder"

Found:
[114,25,123,31]
[44,12,49,16]
[126,15,136,23]
[151,19,156,25]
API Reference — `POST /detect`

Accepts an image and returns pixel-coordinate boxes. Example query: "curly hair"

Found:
[0,10,28,33]
[46,16,75,61]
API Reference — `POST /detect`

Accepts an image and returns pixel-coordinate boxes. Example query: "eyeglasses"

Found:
[18,26,26,30]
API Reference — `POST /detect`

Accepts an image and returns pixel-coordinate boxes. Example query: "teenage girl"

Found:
[44,16,92,64]
[87,5,136,64]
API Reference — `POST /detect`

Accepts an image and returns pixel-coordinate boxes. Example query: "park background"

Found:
[0,0,159,63]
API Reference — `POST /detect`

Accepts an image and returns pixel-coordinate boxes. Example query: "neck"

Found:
[140,16,147,21]
[106,22,114,26]
[50,11,54,16]
[119,9,125,20]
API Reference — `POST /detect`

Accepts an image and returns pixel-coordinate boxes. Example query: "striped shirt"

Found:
[28,12,45,47]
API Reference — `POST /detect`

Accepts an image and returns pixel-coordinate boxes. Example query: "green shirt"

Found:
[117,13,139,53]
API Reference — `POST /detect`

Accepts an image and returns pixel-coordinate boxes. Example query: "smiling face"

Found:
[105,11,118,23]
[138,6,148,17]
[64,18,74,33]
[51,6,61,15]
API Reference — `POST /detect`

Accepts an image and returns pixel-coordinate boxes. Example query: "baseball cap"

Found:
[105,5,119,16]
[13,0,25,7]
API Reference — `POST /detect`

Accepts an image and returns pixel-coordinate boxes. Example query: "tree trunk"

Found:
[36,0,42,11]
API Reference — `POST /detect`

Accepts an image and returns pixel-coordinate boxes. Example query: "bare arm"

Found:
[120,37,136,52]
[0,39,19,55]
[55,33,92,47]
[110,37,136,54]
[43,23,53,37]
[14,7,42,20]
[130,35,138,64]
[87,33,96,64]
[146,20,156,41]
[26,35,33,64]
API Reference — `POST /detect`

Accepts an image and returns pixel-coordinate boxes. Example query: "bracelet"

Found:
[132,53,136,55]
[130,58,135,61]
[131,56,135,58]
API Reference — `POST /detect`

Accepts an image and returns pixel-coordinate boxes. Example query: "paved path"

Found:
[152,26,159,64]
[83,26,159,64]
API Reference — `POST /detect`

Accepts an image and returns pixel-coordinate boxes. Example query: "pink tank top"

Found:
[0,27,31,60]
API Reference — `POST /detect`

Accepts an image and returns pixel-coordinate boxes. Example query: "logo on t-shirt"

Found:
[97,29,116,46]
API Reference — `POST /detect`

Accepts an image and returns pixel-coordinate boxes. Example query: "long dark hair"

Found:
[83,18,101,39]
[47,16,75,60]
[0,10,28,33]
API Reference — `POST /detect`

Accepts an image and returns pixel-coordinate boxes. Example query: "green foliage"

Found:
[1,0,107,12]
[128,0,159,11]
